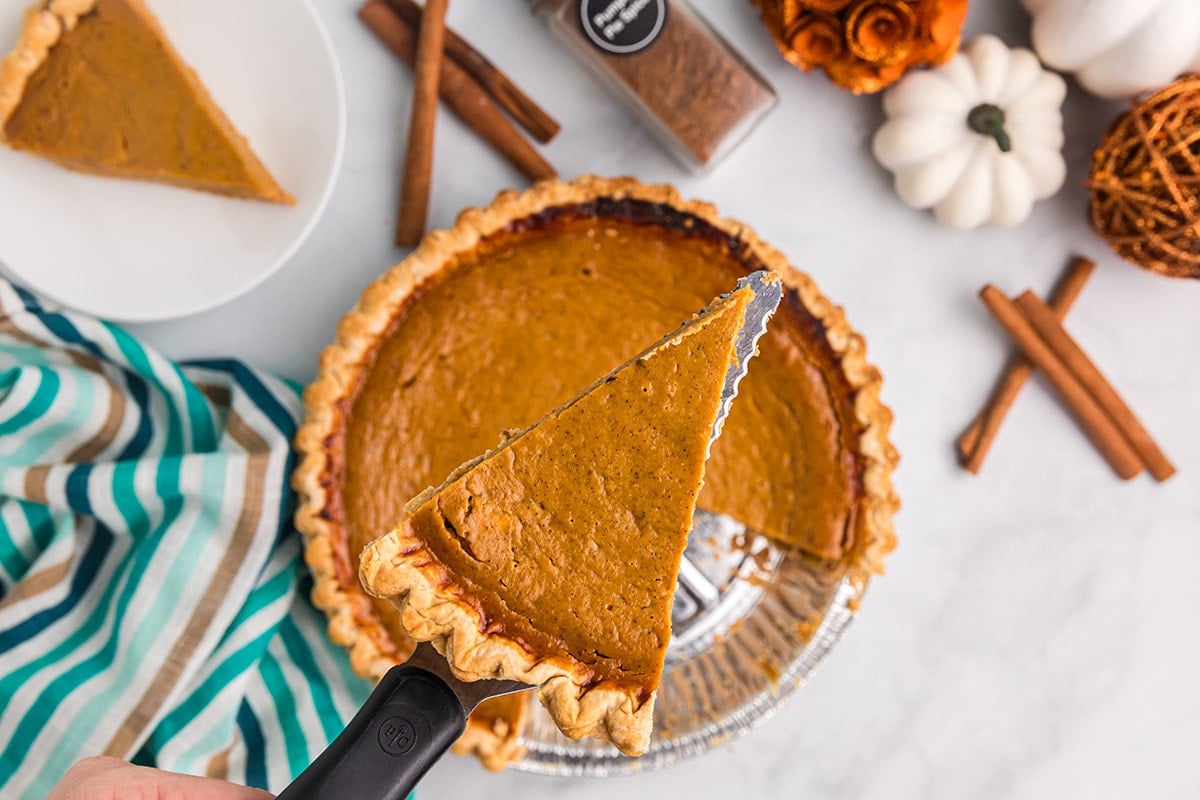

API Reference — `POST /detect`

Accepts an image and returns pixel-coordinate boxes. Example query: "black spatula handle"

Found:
[276,665,465,800]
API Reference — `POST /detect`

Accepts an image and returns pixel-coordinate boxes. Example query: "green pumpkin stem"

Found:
[967,103,1012,153]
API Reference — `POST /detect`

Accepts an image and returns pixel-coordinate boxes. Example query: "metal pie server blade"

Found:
[710,269,782,451]
[405,642,532,711]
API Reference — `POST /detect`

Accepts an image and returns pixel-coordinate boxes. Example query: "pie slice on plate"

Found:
[0,0,293,203]
[359,272,781,757]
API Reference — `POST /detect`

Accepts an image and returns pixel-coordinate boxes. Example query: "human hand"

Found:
[46,756,274,800]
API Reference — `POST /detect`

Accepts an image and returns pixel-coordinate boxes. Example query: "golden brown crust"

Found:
[451,698,529,771]
[291,174,899,758]
[0,0,97,131]
[360,531,655,756]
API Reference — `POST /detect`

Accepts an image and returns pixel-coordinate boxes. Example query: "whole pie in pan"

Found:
[293,175,899,769]
[0,0,293,203]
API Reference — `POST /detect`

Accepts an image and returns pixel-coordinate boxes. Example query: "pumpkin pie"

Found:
[0,0,293,203]
[359,275,778,756]
[293,176,899,767]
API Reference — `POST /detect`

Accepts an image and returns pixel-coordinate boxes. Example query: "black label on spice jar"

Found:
[578,0,667,55]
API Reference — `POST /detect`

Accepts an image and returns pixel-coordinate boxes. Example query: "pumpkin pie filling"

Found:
[339,202,863,664]
[0,0,293,203]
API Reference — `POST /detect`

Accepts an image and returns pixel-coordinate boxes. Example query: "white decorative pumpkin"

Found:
[1023,0,1200,99]
[872,35,1067,231]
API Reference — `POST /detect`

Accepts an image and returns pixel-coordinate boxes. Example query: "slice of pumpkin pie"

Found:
[0,0,293,203]
[360,271,782,757]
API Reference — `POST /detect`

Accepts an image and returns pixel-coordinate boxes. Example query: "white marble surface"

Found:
[128,1,1200,797]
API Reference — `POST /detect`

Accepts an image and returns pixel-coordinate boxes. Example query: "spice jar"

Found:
[531,0,777,171]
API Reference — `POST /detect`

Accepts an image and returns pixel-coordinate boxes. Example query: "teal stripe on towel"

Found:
[0,279,377,799]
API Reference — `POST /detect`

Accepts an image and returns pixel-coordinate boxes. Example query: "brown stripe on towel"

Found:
[225,405,270,455]
[196,382,232,411]
[0,318,130,389]
[0,319,48,347]
[205,742,235,779]
[21,464,51,506]
[0,555,74,613]
[63,377,127,463]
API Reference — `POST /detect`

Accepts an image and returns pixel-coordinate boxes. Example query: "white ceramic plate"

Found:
[0,0,344,322]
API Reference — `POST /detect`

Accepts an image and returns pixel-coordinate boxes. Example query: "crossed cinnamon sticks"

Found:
[960,257,1175,481]
[360,0,559,246]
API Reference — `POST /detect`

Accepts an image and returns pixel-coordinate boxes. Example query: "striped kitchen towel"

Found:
[0,279,372,798]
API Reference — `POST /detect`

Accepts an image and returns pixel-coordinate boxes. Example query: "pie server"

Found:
[276,643,529,800]
[276,270,783,799]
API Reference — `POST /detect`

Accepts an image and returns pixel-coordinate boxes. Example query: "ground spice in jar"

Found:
[533,0,776,169]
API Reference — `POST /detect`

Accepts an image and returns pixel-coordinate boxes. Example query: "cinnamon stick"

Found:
[978,285,1144,480]
[1015,291,1175,482]
[958,257,1095,472]
[395,0,449,247]
[359,2,556,185]
[382,0,560,143]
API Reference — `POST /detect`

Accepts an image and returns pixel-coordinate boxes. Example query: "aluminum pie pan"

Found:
[509,510,864,777]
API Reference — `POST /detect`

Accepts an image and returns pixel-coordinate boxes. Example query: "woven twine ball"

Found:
[1088,75,1200,280]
